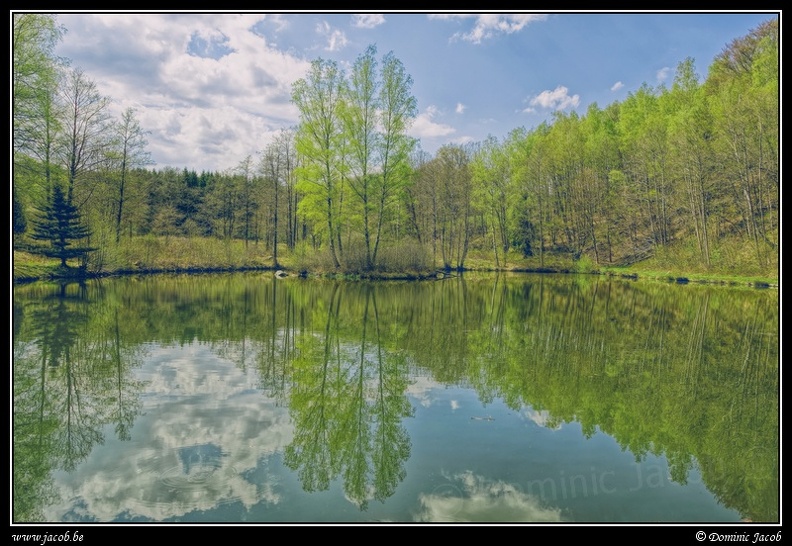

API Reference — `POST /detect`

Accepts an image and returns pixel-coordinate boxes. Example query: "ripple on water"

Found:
[132,445,245,514]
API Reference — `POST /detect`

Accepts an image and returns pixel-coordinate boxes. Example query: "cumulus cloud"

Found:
[522,407,562,430]
[429,13,547,44]
[611,81,624,91]
[352,14,385,28]
[408,105,457,139]
[316,20,349,51]
[406,373,446,407]
[56,13,310,173]
[42,343,294,521]
[265,14,290,32]
[527,85,580,111]
[656,66,671,84]
[414,471,565,522]
[455,102,466,114]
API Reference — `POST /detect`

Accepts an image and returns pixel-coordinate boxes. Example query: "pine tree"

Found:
[30,184,95,267]
[13,186,27,238]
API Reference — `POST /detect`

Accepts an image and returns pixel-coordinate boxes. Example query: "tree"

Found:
[13,14,64,225]
[374,51,417,264]
[471,135,511,266]
[12,14,63,161]
[509,124,550,265]
[667,58,715,266]
[707,18,779,268]
[342,45,380,269]
[618,85,671,251]
[30,184,95,267]
[293,47,417,270]
[234,155,259,248]
[434,144,474,270]
[13,186,27,239]
[108,108,151,243]
[58,67,112,205]
[292,58,347,268]
[260,129,297,267]
[277,129,300,251]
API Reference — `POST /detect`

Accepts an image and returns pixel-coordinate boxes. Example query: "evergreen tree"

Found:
[13,186,27,238]
[30,185,95,267]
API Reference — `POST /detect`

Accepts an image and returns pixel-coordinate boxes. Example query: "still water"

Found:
[12,272,779,523]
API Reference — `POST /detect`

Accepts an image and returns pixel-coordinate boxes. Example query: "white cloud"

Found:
[414,471,565,523]
[42,343,293,521]
[449,135,475,146]
[611,81,624,91]
[656,66,671,84]
[409,105,457,139]
[352,14,385,29]
[522,407,562,430]
[406,373,448,408]
[455,102,466,114]
[429,14,547,44]
[316,20,349,51]
[528,85,580,111]
[56,13,310,172]
[266,14,290,32]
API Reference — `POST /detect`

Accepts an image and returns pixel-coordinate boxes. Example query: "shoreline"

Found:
[12,262,778,289]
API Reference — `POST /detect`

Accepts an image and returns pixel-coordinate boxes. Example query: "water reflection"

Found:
[12,273,779,522]
[416,471,565,523]
[284,284,413,510]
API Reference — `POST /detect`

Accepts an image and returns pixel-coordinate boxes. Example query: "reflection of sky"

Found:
[32,341,748,523]
[407,373,555,427]
[43,343,293,522]
[178,443,224,474]
[406,373,455,408]
[415,471,565,523]
[521,407,562,430]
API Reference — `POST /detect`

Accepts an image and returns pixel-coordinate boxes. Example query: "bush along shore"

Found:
[12,236,778,289]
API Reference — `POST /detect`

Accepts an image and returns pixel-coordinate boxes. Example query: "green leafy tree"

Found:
[13,13,64,235]
[434,144,474,270]
[292,58,347,268]
[374,51,417,264]
[342,45,380,269]
[12,14,63,162]
[31,184,95,267]
[707,18,778,269]
[107,107,151,243]
[471,135,512,266]
[58,67,111,205]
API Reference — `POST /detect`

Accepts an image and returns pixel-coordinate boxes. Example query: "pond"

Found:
[12,272,779,523]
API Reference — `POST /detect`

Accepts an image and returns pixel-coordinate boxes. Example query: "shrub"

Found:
[376,240,432,273]
[573,253,599,274]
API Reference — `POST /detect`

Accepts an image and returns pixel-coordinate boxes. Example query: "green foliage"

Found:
[12,14,63,160]
[373,240,432,273]
[292,45,418,270]
[291,240,339,273]
[573,253,599,274]
[29,185,95,267]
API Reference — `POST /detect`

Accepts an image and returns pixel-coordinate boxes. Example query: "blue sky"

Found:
[47,11,778,173]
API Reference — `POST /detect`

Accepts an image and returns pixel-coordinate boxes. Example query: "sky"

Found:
[37,10,779,174]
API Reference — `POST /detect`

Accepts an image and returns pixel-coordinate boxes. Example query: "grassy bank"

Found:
[12,235,779,288]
